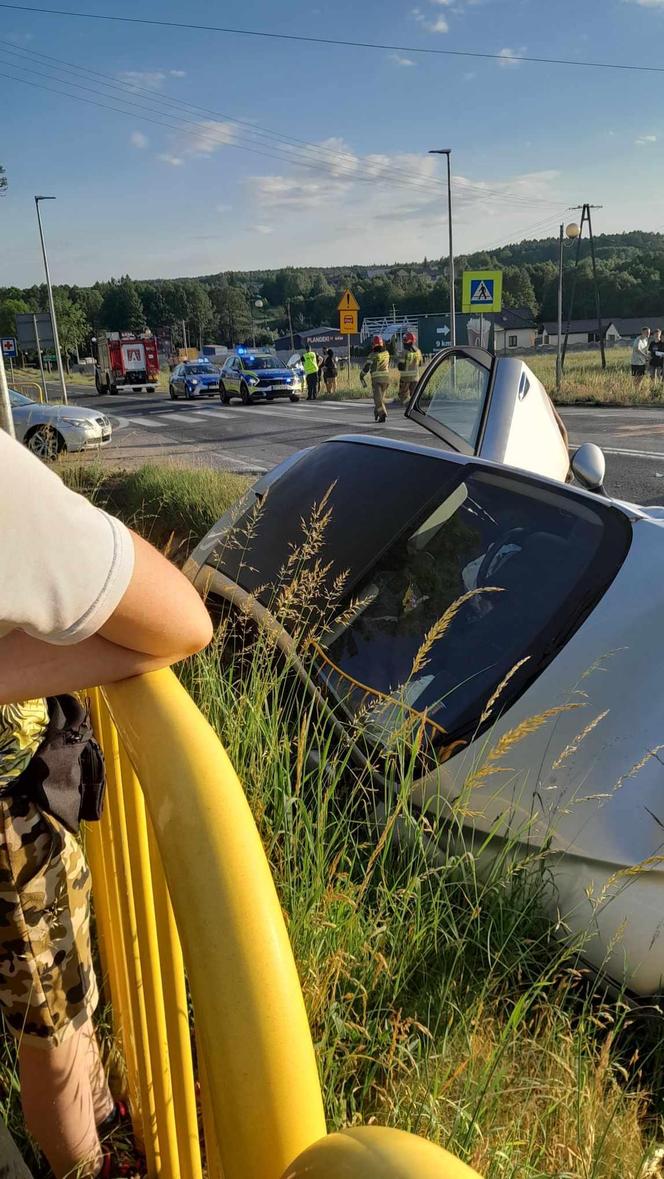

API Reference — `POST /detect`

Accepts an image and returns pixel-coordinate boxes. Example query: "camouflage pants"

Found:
[0,792,97,1047]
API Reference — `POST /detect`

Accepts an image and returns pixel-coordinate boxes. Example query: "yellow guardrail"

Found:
[88,668,482,1179]
[12,381,45,403]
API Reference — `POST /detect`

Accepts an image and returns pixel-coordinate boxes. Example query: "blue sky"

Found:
[2,0,664,285]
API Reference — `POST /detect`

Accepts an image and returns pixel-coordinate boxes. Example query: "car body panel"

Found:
[170,362,219,398]
[9,390,112,451]
[220,351,301,402]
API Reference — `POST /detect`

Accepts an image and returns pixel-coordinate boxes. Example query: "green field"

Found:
[0,464,652,1178]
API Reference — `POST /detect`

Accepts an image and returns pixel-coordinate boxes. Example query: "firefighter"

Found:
[397,331,424,404]
[360,335,391,423]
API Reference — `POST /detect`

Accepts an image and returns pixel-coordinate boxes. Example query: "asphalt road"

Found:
[48,382,664,506]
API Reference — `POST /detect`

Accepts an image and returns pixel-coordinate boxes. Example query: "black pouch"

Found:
[13,695,106,835]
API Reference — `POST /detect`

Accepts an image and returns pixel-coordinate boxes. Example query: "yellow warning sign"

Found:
[337,288,360,312]
[339,309,358,334]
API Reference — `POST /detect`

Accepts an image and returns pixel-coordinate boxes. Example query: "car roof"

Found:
[322,433,640,520]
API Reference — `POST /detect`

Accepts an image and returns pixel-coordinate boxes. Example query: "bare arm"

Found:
[0,530,212,705]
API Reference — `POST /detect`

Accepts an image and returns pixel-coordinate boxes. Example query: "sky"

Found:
[2,0,664,285]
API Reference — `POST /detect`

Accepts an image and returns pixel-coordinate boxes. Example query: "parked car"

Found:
[185,346,664,999]
[219,349,302,405]
[169,361,220,400]
[9,388,112,459]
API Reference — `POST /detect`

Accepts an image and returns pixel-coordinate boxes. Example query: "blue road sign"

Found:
[1,337,17,360]
[470,278,494,304]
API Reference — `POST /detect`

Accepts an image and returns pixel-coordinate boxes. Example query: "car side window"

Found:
[315,466,630,752]
[413,351,491,452]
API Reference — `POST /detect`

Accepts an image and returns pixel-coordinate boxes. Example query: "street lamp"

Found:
[251,298,264,348]
[35,196,68,404]
[556,221,580,391]
[429,149,456,347]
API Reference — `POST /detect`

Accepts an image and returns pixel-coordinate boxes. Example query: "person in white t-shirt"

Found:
[631,326,651,382]
[0,431,212,1179]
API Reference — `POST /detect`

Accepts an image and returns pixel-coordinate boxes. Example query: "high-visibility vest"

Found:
[302,351,318,375]
[400,347,423,376]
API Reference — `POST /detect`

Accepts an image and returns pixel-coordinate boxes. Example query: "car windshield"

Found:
[9,390,33,407]
[241,355,280,370]
[185,365,215,375]
[213,442,630,751]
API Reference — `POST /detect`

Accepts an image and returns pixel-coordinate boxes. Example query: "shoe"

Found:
[378,412,387,423]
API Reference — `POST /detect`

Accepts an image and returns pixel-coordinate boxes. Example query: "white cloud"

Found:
[119,70,168,91]
[498,46,525,67]
[158,153,184,167]
[636,133,658,145]
[130,130,148,149]
[215,202,232,213]
[169,69,187,77]
[413,6,449,31]
[625,0,664,6]
[252,225,274,235]
[389,52,416,66]
[186,120,237,156]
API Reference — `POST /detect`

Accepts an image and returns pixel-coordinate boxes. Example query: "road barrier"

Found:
[88,668,482,1179]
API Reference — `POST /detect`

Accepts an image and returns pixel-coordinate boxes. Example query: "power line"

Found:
[0,41,563,209]
[2,2,664,75]
[0,48,566,211]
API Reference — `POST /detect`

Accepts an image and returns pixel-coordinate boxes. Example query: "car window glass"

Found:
[415,352,491,450]
[314,467,630,750]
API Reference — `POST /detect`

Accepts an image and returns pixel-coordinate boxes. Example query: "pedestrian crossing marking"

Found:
[470,279,493,304]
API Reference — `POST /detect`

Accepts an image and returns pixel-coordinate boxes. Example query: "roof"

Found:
[541,316,664,337]
[541,319,618,336]
[612,316,664,336]
[487,307,537,330]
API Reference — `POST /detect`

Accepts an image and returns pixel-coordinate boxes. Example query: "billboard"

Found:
[16,312,55,350]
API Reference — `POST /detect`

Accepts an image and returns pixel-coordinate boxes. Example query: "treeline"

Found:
[3,231,664,359]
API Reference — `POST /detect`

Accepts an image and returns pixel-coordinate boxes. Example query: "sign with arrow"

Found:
[462,269,502,314]
[337,288,359,335]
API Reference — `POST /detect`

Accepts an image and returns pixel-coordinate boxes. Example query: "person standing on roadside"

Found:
[321,349,338,396]
[360,335,391,423]
[631,326,651,383]
[649,328,664,381]
[302,345,319,400]
[0,429,212,1179]
[396,331,424,404]
[316,353,325,397]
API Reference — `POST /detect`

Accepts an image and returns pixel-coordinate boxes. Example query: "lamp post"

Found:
[35,196,68,404]
[429,149,456,347]
[556,221,580,392]
[250,298,264,348]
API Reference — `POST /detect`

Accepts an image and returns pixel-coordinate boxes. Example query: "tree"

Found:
[0,297,31,338]
[209,282,251,344]
[100,277,146,332]
[502,266,537,315]
[50,291,91,369]
[0,165,7,197]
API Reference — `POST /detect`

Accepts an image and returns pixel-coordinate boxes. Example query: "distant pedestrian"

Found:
[396,331,424,404]
[631,326,651,383]
[649,329,664,380]
[302,345,319,400]
[316,353,324,396]
[360,335,391,423]
[322,349,338,395]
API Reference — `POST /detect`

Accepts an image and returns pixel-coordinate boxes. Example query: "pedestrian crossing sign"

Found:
[462,269,503,314]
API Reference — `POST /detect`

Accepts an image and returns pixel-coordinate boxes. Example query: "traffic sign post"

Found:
[337,289,360,377]
[1,338,17,386]
[462,270,503,314]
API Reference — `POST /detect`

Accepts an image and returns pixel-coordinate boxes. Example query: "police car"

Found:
[218,349,302,405]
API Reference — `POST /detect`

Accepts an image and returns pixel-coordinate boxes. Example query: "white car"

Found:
[185,345,664,998]
[10,388,112,459]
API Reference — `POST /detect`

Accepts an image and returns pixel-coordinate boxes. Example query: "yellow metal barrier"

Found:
[89,669,483,1179]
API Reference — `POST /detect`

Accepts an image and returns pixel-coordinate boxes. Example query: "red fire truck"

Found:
[95,332,160,394]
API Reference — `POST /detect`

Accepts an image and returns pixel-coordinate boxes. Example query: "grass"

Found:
[4,464,664,1178]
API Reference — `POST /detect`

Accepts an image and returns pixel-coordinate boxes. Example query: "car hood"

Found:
[248,369,293,380]
[13,401,106,424]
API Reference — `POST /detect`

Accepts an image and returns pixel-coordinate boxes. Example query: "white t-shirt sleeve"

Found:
[0,432,135,645]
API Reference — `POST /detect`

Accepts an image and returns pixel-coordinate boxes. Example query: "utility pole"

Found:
[429,149,456,346]
[562,204,605,371]
[181,319,188,352]
[556,221,580,392]
[287,300,295,350]
[35,196,68,403]
[0,339,15,437]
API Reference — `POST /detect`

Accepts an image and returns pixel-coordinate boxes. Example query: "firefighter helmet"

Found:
[371,335,384,348]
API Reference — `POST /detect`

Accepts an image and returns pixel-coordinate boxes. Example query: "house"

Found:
[612,316,664,340]
[486,307,538,352]
[540,319,622,347]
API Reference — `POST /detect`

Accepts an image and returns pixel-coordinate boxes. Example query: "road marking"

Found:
[154,412,202,424]
[124,416,163,429]
[207,403,417,432]
[207,451,268,473]
[602,446,664,459]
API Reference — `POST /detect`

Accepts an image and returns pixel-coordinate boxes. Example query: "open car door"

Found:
[406,346,569,482]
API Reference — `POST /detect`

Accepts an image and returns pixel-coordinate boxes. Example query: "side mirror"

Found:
[571,442,606,494]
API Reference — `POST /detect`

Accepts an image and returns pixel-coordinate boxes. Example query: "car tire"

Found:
[96,372,106,395]
[219,382,229,405]
[290,395,300,403]
[147,386,155,393]
[240,383,250,406]
[169,384,177,400]
[26,424,65,461]
[185,387,194,401]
